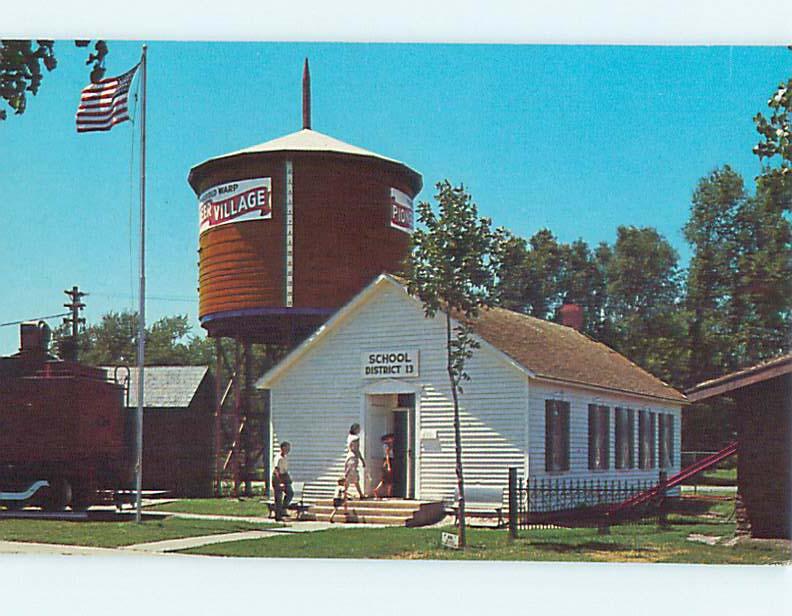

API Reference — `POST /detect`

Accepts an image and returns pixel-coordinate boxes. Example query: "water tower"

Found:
[187,60,422,494]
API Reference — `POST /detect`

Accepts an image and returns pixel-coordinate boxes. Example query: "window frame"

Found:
[639,410,656,470]
[588,404,610,471]
[659,414,674,469]
[545,399,570,472]
[615,407,635,470]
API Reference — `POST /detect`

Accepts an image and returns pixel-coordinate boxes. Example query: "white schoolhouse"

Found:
[257,274,686,503]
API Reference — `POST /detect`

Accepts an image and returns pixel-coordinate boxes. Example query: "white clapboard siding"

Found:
[266,277,684,503]
[269,282,528,499]
[528,380,682,492]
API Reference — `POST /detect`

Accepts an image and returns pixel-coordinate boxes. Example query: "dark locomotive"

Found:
[0,322,132,511]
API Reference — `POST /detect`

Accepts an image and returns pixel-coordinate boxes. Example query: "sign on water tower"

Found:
[199,177,272,234]
[390,187,414,233]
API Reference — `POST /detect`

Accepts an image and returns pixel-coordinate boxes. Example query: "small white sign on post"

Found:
[441,532,460,550]
[361,349,419,378]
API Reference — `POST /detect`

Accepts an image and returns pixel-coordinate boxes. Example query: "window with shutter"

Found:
[545,399,570,472]
[639,410,656,469]
[588,404,610,470]
[659,414,674,469]
[615,407,635,469]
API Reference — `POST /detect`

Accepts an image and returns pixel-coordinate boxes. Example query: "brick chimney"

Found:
[559,303,584,331]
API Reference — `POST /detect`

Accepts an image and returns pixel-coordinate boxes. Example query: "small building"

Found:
[104,365,215,497]
[687,355,791,539]
[257,275,686,502]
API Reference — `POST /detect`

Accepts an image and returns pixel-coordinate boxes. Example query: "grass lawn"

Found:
[684,467,738,487]
[183,496,791,564]
[146,497,271,518]
[698,467,738,485]
[0,517,270,548]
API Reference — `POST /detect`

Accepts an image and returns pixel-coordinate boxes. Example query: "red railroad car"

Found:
[0,322,130,511]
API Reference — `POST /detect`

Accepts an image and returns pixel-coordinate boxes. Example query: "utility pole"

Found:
[63,286,86,361]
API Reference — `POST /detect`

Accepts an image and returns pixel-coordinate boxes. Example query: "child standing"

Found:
[329,477,348,523]
[372,433,394,499]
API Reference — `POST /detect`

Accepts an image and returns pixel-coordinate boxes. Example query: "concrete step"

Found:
[312,512,413,525]
[308,498,430,510]
[310,501,423,513]
[309,504,418,516]
[306,499,446,527]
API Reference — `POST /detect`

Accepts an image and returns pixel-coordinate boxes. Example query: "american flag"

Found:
[76,64,139,133]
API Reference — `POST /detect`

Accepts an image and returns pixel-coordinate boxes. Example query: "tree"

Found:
[604,226,688,387]
[754,71,792,188]
[495,229,564,319]
[683,166,746,384]
[0,39,108,120]
[731,183,792,362]
[495,230,611,341]
[683,166,791,384]
[557,239,610,340]
[53,310,211,366]
[406,180,502,548]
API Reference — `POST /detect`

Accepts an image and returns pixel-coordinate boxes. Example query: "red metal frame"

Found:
[607,440,738,515]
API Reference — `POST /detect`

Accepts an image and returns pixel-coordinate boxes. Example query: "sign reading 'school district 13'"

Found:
[199,178,272,235]
[362,349,419,378]
[390,187,414,233]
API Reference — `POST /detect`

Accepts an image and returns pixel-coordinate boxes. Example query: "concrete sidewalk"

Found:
[0,540,149,557]
[0,517,383,556]
[123,529,280,553]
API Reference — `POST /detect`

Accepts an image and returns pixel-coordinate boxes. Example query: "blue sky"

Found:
[1,43,789,354]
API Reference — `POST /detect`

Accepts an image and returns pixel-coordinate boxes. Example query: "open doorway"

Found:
[364,393,416,498]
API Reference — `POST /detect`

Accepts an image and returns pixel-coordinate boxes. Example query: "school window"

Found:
[615,407,635,469]
[545,399,570,472]
[588,404,610,470]
[639,410,656,470]
[659,414,674,469]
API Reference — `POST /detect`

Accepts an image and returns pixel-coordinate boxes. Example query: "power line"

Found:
[89,291,198,304]
[0,312,71,328]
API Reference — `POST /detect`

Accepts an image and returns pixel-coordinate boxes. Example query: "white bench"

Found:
[453,485,506,528]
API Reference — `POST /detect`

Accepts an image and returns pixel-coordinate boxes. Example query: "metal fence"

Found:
[507,468,663,533]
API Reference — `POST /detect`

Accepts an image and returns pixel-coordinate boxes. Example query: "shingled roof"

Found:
[102,366,210,409]
[258,274,686,404]
[686,354,792,402]
[189,128,422,194]
[461,306,687,403]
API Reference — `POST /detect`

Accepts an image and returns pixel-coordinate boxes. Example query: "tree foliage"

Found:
[406,180,503,548]
[495,225,683,385]
[0,39,108,121]
[605,226,688,387]
[496,230,610,338]
[684,165,791,385]
[754,74,792,186]
[52,310,288,383]
[52,310,213,367]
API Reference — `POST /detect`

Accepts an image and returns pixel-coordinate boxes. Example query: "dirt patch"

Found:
[687,533,722,546]
[395,550,432,560]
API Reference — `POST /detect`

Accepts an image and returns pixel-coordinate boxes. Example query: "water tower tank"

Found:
[187,61,422,344]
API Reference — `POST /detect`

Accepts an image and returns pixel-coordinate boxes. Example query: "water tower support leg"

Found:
[243,339,254,497]
[232,340,242,497]
[213,337,224,496]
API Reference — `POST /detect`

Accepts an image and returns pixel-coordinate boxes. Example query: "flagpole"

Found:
[135,44,147,524]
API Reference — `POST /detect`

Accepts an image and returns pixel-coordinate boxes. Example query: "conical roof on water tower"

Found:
[187,61,422,345]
